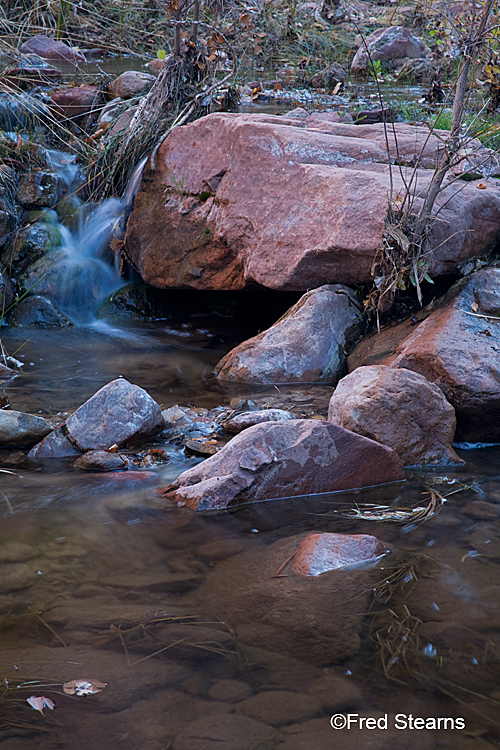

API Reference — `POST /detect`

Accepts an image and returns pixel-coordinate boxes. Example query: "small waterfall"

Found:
[38,156,148,325]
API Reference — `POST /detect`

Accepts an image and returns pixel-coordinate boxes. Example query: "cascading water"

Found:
[30,154,147,325]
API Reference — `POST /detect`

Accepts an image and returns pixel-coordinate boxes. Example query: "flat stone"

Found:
[0,563,39,593]
[0,542,39,562]
[73,450,128,471]
[222,409,297,433]
[291,532,389,576]
[172,713,275,750]
[236,690,321,726]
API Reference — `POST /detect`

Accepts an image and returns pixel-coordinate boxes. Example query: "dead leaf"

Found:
[63,679,107,696]
[109,237,124,253]
[27,696,55,713]
[471,301,479,312]
[477,183,487,189]
[254,44,263,54]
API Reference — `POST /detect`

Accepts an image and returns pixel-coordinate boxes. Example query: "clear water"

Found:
[1,319,500,749]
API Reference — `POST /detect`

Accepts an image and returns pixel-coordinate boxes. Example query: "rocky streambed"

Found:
[2,37,500,748]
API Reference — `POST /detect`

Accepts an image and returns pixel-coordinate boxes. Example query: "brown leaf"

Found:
[254,44,263,55]
[477,183,487,189]
[110,237,124,253]
[471,301,479,312]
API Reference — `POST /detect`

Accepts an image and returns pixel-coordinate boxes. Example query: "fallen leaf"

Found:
[63,679,107,696]
[27,696,54,713]
[477,183,487,189]
[471,301,479,312]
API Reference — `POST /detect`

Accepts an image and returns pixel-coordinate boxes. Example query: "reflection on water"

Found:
[0,323,500,748]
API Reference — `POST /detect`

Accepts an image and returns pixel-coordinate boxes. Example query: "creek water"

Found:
[0,74,499,748]
[1,319,500,749]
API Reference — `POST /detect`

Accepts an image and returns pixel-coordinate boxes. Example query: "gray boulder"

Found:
[0,409,51,446]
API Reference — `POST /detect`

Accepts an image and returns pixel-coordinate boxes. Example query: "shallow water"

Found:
[0,320,500,749]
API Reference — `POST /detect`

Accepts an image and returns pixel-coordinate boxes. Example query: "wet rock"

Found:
[16,169,62,208]
[184,439,218,456]
[0,263,14,310]
[24,208,59,224]
[56,194,83,231]
[96,282,158,321]
[203,532,386,664]
[2,222,62,275]
[7,295,73,328]
[28,425,81,458]
[328,365,462,466]
[208,680,253,702]
[1,58,61,90]
[163,419,404,511]
[395,57,430,82]
[65,378,164,451]
[161,405,218,439]
[50,84,99,120]
[108,70,156,99]
[18,35,86,63]
[390,268,500,441]
[351,26,429,75]
[214,285,361,384]
[0,542,39,562]
[0,209,16,251]
[172,713,274,750]
[236,690,321,726]
[222,408,297,433]
[0,563,38,593]
[126,113,500,291]
[73,450,128,471]
[291,532,389,575]
[0,409,51,446]
[306,673,363,710]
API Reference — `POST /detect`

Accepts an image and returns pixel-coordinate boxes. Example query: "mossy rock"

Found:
[7,294,72,328]
[96,282,162,321]
[1,222,63,277]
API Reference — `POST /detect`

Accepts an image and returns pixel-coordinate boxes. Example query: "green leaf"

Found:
[424,273,435,284]
[157,49,166,60]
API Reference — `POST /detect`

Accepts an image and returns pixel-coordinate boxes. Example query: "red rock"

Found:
[51,85,99,120]
[214,285,360,384]
[328,365,462,466]
[291,532,389,576]
[351,26,428,75]
[390,268,500,442]
[125,112,500,291]
[203,532,388,664]
[162,419,405,510]
[18,35,86,63]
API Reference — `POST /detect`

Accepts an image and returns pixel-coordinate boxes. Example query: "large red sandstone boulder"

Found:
[29,378,164,457]
[202,532,389,664]
[351,26,428,75]
[389,268,500,442]
[19,35,85,63]
[162,419,405,510]
[213,284,360,384]
[328,365,462,466]
[125,112,500,291]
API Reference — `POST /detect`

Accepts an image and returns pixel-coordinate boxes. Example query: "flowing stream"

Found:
[1,101,500,749]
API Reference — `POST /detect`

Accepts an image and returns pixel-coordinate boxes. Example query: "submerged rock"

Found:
[0,409,51,446]
[214,285,361,384]
[126,112,500,291]
[389,268,500,442]
[163,419,404,510]
[7,295,73,328]
[221,408,297,433]
[202,532,388,665]
[74,450,128,471]
[328,365,463,466]
[51,84,99,120]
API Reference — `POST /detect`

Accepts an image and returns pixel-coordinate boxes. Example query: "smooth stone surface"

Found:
[291,532,389,576]
[73,450,128,471]
[235,690,321,726]
[163,419,405,510]
[108,70,155,99]
[208,680,253,702]
[328,365,462,466]
[18,35,86,62]
[222,409,297,433]
[171,713,275,750]
[0,409,51,446]
[214,285,361,384]
[389,268,500,441]
[126,112,500,291]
